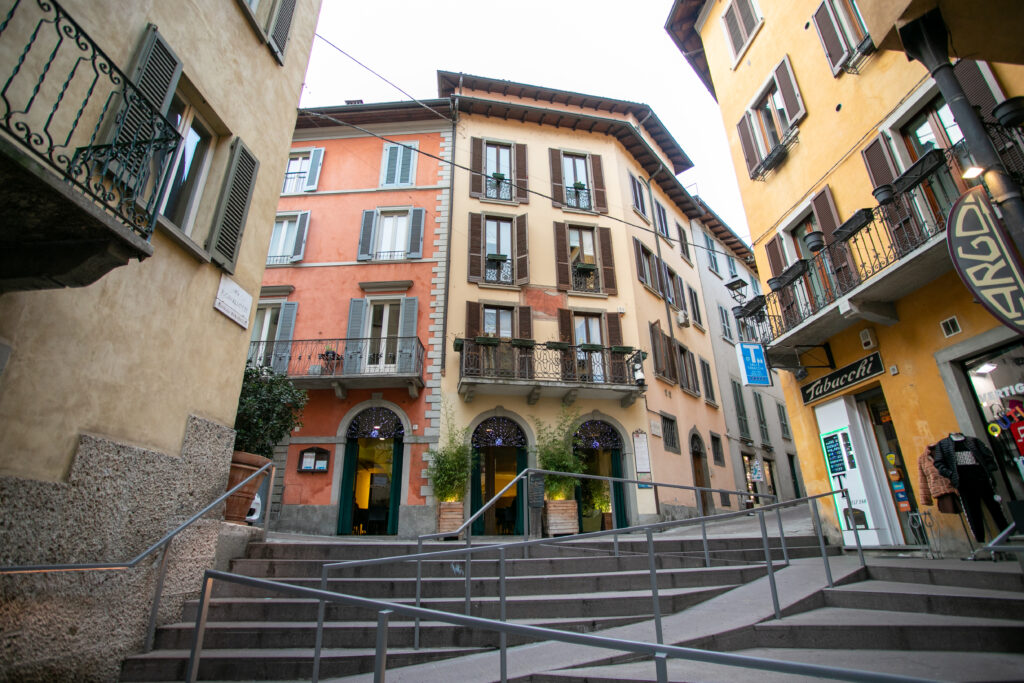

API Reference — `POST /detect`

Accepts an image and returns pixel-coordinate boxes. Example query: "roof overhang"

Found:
[664,0,716,101]
[295,99,452,129]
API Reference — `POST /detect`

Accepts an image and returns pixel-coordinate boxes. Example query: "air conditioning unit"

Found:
[676,310,690,327]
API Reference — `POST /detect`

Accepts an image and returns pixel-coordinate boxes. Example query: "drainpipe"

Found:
[440,97,457,373]
[899,8,1024,257]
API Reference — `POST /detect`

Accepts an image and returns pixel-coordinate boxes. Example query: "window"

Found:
[664,266,678,308]
[654,202,669,238]
[485,142,513,201]
[266,211,309,265]
[562,153,591,210]
[358,208,425,261]
[344,296,420,374]
[727,256,738,277]
[722,0,761,59]
[159,93,214,234]
[484,217,514,284]
[700,358,716,404]
[677,223,691,260]
[777,402,791,439]
[380,142,417,187]
[483,305,514,338]
[550,148,607,212]
[688,286,703,327]
[732,380,750,439]
[569,225,598,292]
[705,233,720,273]
[662,415,680,453]
[718,305,734,341]
[556,222,614,294]
[813,0,870,75]
[676,342,700,395]
[630,174,647,216]
[650,323,678,385]
[281,148,324,194]
[470,138,528,203]
[736,57,806,179]
[468,213,529,286]
[711,434,725,466]
[754,392,770,443]
[237,0,299,63]
[249,300,297,374]
[574,312,606,382]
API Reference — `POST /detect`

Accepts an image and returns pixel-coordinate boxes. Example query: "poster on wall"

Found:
[632,430,652,489]
[820,426,875,534]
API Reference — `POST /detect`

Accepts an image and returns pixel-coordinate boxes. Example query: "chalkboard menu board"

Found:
[528,475,546,508]
[823,433,846,474]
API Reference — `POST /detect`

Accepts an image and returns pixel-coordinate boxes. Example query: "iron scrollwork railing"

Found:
[565,186,591,210]
[485,176,512,201]
[460,339,641,387]
[0,0,181,237]
[248,337,425,378]
[571,265,600,293]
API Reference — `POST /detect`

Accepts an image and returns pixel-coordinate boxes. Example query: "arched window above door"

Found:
[347,407,404,440]
[575,420,622,450]
[471,416,527,449]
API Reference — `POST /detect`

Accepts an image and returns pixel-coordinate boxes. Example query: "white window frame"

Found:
[365,297,403,372]
[484,140,514,201]
[484,215,515,284]
[282,150,311,194]
[266,211,307,265]
[379,141,418,187]
[158,92,215,237]
[722,0,764,66]
[374,209,411,261]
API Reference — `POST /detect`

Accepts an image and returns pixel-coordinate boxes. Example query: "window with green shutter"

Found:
[380,142,417,187]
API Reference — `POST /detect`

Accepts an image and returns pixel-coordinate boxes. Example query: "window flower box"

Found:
[453,338,464,352]
[573,181,586,190]
[579,343,604,352]
[545,341,570,350]
[573,262,597,271]
[491,172,506,181]
[475,336,500,346]
[486,253,508,262]
[610,345,634,354]
[510,338,535,348]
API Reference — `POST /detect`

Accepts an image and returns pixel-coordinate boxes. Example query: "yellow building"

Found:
[667,0,1024,554]
[0,0,320,677]
[437,72,741,532]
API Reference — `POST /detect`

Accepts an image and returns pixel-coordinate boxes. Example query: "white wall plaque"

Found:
[214,274,253,329]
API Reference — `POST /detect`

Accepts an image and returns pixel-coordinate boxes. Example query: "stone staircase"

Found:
[119,534,828,681]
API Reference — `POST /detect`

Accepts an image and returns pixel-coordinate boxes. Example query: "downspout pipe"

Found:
[441,97,457,373]
[899,8,1024,258]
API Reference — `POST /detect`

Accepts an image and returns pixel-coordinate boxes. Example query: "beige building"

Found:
[0,0,320,678]
[437,72,741,532]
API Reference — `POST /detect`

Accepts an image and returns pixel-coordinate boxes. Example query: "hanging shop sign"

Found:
[737,342,772,386]
[800,352,883,404]
[947,186,1024,335]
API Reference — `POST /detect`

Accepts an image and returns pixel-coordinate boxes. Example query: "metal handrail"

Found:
[0,461,276,651]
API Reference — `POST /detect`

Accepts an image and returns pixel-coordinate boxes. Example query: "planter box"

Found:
[486,253,508,262]
[510,338,535,348]
[573,262,597,271]
[475,336,500,346]
[579,343,604,352]
[437,501,464,535]
[803,230,825,253]
[544,499,578,536]
[609,345,633,354]
[453,338,464,352]
[545,341,569,350]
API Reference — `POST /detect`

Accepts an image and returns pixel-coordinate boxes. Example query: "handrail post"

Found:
[185,574,215,683]
[521,475,529,559]
[414,538,423,650]
[373,609,393,683]
[844,491,866,567]
[809,497,833,587]
[645,529,664,644]
[758,510,781,620]
[464,534,472,616]
[774,497,789,566]
[312,568,328,683]
[499,547,508,683]
[260,465,276,538]
[696,488,710,567]
[144,539,172,652]
[655,652,669,683]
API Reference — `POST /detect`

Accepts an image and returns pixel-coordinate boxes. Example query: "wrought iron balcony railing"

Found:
[484,257,513,284]
[248,337,425,379]
[0,0,181,237]
[565,186,591,210]
[281,170,308,194]
[571,265,601,293]
[459,339,642,387]
[485,176,512,201]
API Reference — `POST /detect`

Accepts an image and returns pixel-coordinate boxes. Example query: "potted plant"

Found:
[573,181,586,190]
[485,253,508,262]
[872,183,895,205]
[425,403,472,535]
[229,365,308,523]
[803,230,826,253]
[491,171,506,182]
[533,409,584,536]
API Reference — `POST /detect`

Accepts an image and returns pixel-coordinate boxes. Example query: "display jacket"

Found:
[931,434,997,489]
[917,444,956,506]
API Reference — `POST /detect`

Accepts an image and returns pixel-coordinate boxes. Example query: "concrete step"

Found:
[865,561,1024,592]
[823,580,1024,621]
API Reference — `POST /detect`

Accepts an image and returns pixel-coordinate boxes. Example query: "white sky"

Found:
[300,0,751,243]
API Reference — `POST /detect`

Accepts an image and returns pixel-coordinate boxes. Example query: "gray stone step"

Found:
[865,561,1024,592]
[823,580,1024,620]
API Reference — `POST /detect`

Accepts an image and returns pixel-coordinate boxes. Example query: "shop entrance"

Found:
[690,435,714,514]
[337,407,404,535]
[471,417,527,536]
[574,420,628,531]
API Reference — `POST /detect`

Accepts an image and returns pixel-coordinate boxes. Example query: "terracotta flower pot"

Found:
[437,501,464,535]
[543,499,579,536]
[225,450,270,524]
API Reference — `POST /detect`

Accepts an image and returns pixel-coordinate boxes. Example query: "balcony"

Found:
[0,0,180,292]
[455,339,644,407]
[485,175,513,201]
[565,186,591,210]
[248,337,425,398]
[571,263,601,293]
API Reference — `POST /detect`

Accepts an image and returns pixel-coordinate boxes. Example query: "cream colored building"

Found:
[0,0,320,677]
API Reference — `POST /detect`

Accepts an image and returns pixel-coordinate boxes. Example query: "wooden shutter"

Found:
[397,296,419,373]
[470,137,484,198]
[723,3,744,55]
[955,59,999,122]
[465,301,481,338]
[557,308,573,342]
[271,301,297,374]
[812,186,857,291]
[208,138,259,273]
[549,148,564,208]
[861,134,899,189]
[357,210,376,261]
[674,275,687,312]
[344,299,366,373]
[383,145,399,185]
[649,254,661,294]
[554,222,571,291]
[590,154,608,213]
[658,259,672,300]
[649,322,665,376]
[737,114,760,176]
[291,211,309,261]
[605,312,623,346]
[664,331,678,382]
[128,25,181,115]
[398,145,414,184]
[406,208,425,259]
[633,238,646,284]
[467,213,483,282]
[765,235,785,277]
[514,143,529,203]
[736,0,758,35]
[268,0,296,62]
[813,1,850,76]
[517,306,533,339]
[515,214,529,285]
[303,148,324,191]
[598,226,617,295]
[811,186,841,239]
[774,56,806,126]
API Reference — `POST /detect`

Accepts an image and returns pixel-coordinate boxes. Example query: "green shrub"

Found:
[233,364,308,459]
[533,408,583,499]
[425,404,471,502]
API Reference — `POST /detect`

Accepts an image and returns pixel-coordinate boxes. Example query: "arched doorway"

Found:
[690,434,714,515]
[574,420,628,530]
[337,407,405,535]
[470,417,527,535]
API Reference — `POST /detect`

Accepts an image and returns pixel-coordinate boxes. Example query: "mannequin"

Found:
[932,432,1009,542]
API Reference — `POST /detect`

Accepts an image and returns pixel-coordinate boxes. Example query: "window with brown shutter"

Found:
[465,301,481,338]
[549,148,564,208]
[765,235,785,277]
[598,226,617,295]
[861,134,899,190]
[954,59,1000,122]
[515,214,529,285]
[737,115,760,176]
[812,0,871,76]
[514,143,529,203]
[649,322,665,378]
[663,331,679,384]
[722,0,761,59]
[557,308,572,342]
[470,137,484,198]
[590,155,608,213]
[741,56,806,177]
[554,222,571,291]
[634,237,647,285]
[467,213,483,282]
[517,305,533,339]
[774,57,806,125]
[810,186,857,291]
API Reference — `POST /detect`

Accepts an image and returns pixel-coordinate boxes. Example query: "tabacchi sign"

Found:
[947,186,1024,335]
[800,352,883,405]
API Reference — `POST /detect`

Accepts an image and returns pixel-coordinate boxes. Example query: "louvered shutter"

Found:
[303,148,324,191]
[271,302,297,374]
[383,145,399,185]
[397,296,419,373]
[663,331,678,382]
[774,56,806,126]
[658,259,672,300]
[470,137,484,198]
[557,308,573,380]
[467,213,483,282]
[208,138,259,273]
[723,3,744,56]
[291,210,309,261]
[398,145,414,184]
[357,210,376,261]
[517,306,533,338]
[813,2,850,76]
[549,148,564,208]
[515,214,529,285]
[955,59,999,122]
[649,323,665,376]
[737,0,758,36]
[514,143,529,203]
[606,312,625,382]
[554,222,571,291]
[675,275,687,313]
[633,238,646,284]
[649,254,661,294]
[344,299,366,374]
[765,235,785,277]
[128,25,182,115]
[590,155,608,213]
[465,301,481,338]
[737,114,760,176]
[558,309,572,342]
[861,134,899,189]
[268,0,296,62]
[598,227,617,295]
[811,186,841,239]
[406,208,424,259]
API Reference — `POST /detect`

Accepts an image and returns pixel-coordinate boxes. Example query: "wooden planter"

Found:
[225,450,270,524]
[543,499,579,536]
[437,501,464,534]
